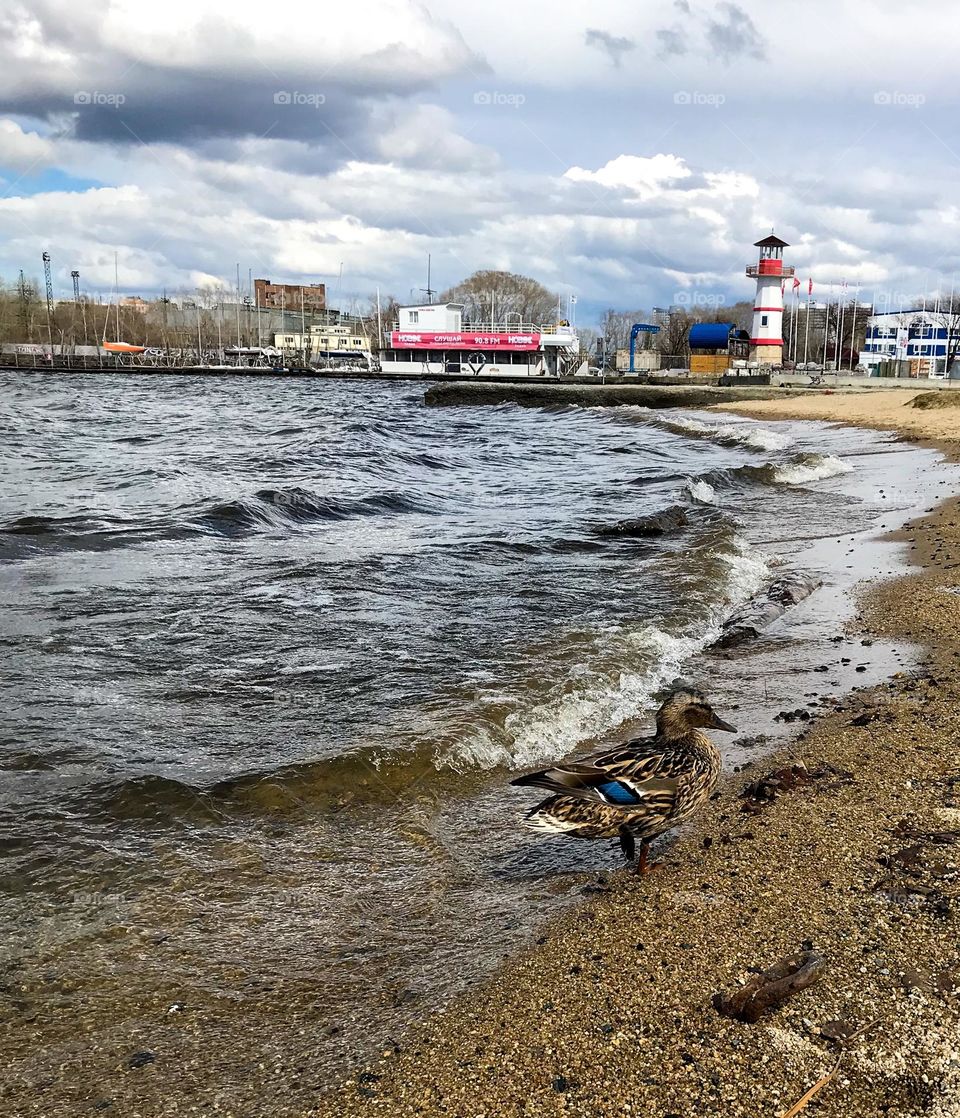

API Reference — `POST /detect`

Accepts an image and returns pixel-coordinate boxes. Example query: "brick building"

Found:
[253,279,326,313]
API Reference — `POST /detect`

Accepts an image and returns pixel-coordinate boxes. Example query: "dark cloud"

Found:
[656,0,767,64]
[584,29,637,68]
[0,2,487,149]
[53,75,375,151]
[656,28,687,59]
[707,2,767,63]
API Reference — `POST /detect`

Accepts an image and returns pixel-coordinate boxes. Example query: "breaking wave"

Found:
[656,414,794,453]
[768,454,853,485]
[451,535,771,770]
[699,453,854,492]
[618,407,793,452]
[191,487,436,536]
[685,478,717,504]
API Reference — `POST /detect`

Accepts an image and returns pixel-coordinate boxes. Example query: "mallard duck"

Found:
[511,686,736,874]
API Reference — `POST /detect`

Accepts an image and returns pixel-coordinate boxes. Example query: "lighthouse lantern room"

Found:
[746,233,793,365]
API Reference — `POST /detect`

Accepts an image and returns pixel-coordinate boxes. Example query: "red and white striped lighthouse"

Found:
[747,233,793,365]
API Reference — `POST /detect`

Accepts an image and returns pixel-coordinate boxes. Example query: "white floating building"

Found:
[380,302,585,378]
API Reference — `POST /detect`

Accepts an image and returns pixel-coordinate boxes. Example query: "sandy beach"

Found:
[715,387,960,444]
[309,394,960,1118]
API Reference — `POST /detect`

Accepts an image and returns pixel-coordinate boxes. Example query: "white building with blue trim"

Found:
[860,309,960,377]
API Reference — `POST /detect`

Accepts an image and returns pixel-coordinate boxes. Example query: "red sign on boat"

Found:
[390,331,541,351]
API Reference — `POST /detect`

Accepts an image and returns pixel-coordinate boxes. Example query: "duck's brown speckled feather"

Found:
[523,729,721,843]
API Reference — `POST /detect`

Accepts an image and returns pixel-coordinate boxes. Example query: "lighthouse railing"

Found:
[746,264,795,278]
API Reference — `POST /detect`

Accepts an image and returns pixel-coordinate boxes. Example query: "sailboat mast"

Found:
[114,252,120,341]
[235,263,242,349]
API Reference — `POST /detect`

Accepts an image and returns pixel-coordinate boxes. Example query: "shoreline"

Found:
[310,399,960,1118]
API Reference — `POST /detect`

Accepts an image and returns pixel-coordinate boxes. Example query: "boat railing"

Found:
[391,320,576,335]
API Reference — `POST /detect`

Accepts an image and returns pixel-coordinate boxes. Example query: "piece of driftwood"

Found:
[713,951,828,1024]
[712,573,822,649]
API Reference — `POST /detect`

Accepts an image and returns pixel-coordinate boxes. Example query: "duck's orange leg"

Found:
[634,839,660,876]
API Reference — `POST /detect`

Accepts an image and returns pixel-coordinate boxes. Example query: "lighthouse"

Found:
[747,233,793,365]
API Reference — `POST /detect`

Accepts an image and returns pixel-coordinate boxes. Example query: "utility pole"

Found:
[42,251,54,357]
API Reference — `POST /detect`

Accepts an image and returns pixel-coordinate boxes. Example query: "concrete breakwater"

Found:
[423,380,816,409]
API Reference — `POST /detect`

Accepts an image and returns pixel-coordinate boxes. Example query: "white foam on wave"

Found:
[771,454,853,485]
[665,415,793,452]
[685,478,716,504]
[450,537,772,771]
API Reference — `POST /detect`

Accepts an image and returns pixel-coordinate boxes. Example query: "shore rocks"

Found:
[592,506,689,538]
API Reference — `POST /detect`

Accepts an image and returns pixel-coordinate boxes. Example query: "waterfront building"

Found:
[687,322,750,376]
[859,309,960,377]
[380,302,585,377]
[274,321,372,366]
[254,278,326,314]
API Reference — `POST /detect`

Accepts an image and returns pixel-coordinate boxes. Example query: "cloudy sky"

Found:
[1,0,958,323]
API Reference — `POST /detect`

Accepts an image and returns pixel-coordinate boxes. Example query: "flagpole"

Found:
[837,281,846,372]
[803,278,812,365]
[821,291,830,369]
[949,274,957,378]
[848,283,860,372]
[792,286,797,363]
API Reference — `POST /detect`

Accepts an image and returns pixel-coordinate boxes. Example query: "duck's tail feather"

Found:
[511,763,607,797]
[521,799,588,835]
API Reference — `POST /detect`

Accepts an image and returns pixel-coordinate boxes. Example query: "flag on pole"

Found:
[793,277,801,290]
[780,281,785,296]
[808,277,813,295]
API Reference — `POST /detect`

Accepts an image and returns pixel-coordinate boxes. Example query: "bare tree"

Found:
[439,270,559,326]
[655,310,693,356]
[362,292,400,351]
[931,295,960,374]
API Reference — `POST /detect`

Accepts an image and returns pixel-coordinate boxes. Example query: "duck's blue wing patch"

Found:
[597,780,642,805]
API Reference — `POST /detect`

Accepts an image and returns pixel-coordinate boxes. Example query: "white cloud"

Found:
[375,104,499,172]
[565,154,692,197]
[0,119,53,172]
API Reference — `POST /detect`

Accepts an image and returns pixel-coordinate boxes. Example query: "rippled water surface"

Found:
[1,372,953,1115]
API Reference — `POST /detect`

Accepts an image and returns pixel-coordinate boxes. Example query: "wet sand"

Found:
[714,387,960,443]
[310,445,960,1116]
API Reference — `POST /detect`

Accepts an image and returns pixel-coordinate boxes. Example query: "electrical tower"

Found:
[16,270,30,339]
[70,270,83,348]
[41,251,54,354]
